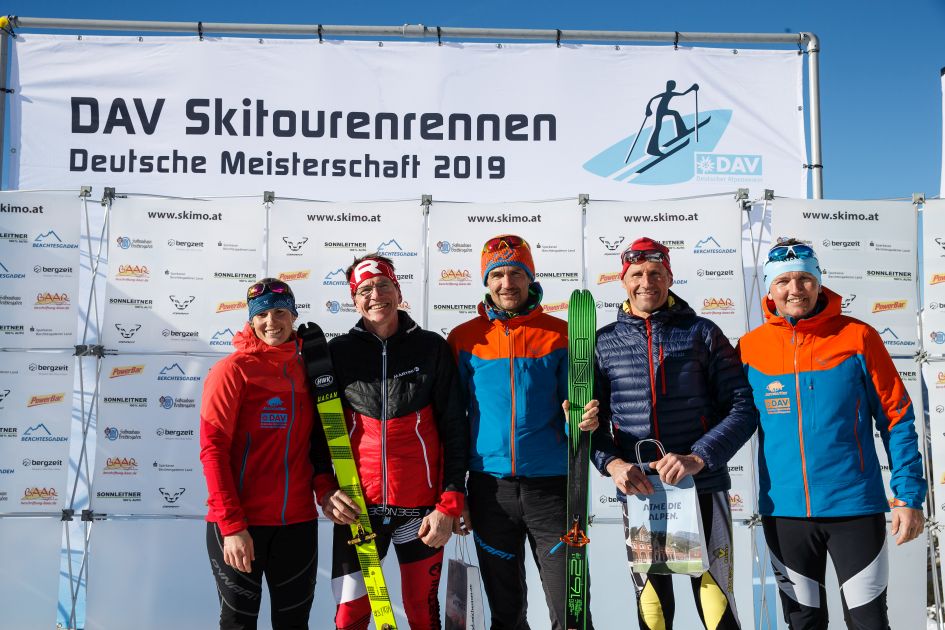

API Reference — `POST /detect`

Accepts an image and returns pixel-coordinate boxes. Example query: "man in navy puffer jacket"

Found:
[591,237,758,630]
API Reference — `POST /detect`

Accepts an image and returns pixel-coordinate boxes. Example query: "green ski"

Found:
[562,289,596,630]
[298,322,397,630]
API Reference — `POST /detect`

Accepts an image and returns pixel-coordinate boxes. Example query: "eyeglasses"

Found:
[355,280,397,298]
[767,243,816,262]
[621,249,668,265]
[247,279,294,300]
[482,235,529,254]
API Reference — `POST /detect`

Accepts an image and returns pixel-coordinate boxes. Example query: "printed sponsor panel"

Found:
[268,199,425,339]
[427,201,582,337]
[0,352,72,513]
[921,199,945,352]
[586,198,747,343]
[771,199,918,354]
[0,191,81,348]
[103,197,265,352]
[91,355,212,515]
[924,362,945,525]
[13,37,805,201]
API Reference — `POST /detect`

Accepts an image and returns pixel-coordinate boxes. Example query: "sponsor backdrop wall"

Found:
[0,189,935,629]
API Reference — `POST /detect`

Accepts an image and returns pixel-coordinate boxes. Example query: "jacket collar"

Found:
[616,290,693,327]
[477,300,546,329]
[352,310,419,341]
[232,322,299,359]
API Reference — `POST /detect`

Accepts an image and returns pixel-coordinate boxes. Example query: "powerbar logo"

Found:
[543,301,568,313]
[866,270,912,281]
[109,298,153,308]
[872,300,907,313]
[216,301,247,313]
[109,365,144,378]
[930,273,945,285]
[597,272,622,285]
[27,393,65,407]
[278,270,310,282]
[213,272,256,282]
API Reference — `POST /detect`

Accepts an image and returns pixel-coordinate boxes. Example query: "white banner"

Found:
[91,355,212,515]
[103,196,266,352]
[585,198,748,344]
[0,352,73,513]
[924,361,945,516]
[0,517,62,629]
[921,199,945,350]
[426,201,582,337]
[0,191,81,348]
[267,199,425,338]
[11,36,806,201]
[770,199,918,354]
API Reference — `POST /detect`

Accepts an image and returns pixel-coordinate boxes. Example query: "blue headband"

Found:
[763,255,822,290]
[247,291,298,320]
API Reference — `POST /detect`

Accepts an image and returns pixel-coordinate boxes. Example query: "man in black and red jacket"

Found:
[319,253,468,630]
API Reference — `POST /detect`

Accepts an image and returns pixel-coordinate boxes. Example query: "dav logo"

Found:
[260,396,288,429]
[583,81,751,186]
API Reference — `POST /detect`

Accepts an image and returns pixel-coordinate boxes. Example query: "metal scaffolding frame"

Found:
[0,17,823,198]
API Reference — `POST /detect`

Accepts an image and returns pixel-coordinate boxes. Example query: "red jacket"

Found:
[200,324,322,535]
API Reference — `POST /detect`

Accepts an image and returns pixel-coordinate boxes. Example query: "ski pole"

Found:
[694,89,699,143]
[625,112,650,164]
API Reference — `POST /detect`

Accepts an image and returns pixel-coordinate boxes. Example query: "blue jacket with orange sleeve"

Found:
[448,303,569,478]
[738,287,926,517]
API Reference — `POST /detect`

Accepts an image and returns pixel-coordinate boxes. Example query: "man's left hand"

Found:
[418,509,454,548]
[650,453,705,486]
[562,399,600,432]
[891,506,924,545]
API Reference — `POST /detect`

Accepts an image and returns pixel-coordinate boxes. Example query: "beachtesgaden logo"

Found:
[583,81,758,186]
[377,238,418,258]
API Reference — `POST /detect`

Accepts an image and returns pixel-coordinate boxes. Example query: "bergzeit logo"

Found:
[583,81,752,186]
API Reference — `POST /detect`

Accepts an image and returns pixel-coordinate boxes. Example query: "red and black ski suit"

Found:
[325,311,468,630]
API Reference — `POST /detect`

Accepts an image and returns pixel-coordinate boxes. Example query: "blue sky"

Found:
[8,0,945,200]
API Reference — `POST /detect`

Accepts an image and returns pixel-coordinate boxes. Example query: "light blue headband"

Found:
[763,256,822,290]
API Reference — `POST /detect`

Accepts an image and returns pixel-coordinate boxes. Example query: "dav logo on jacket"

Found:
[763,380,791,415]
[260,397,288,429]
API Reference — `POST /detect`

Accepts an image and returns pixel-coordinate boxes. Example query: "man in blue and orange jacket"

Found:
[448,234,598,630]
[738,238,925,630]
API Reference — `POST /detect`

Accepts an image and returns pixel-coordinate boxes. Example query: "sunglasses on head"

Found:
[482,235,528,254]
[621,249,668,265]
[247,279,294,300]
[767,243,816,262]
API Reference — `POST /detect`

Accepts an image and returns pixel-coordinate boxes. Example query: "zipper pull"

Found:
[503,323,510,336]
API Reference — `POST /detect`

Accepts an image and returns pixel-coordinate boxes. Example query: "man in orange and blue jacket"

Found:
[738,238,926,630]
[448,234,598,630]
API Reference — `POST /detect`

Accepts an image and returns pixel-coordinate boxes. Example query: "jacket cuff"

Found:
[435,490,464,518]
[313,473,339,505]
[216,516,249,537]
[892,497,924,511]
[690,445,716,472]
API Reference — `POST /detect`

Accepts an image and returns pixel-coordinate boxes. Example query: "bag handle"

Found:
[634,438,667,472]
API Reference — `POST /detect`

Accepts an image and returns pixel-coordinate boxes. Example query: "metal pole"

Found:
[805,32,824,199]
[0,27,10,189]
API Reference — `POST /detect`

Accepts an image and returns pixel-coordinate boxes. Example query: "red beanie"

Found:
[620,237,672,279]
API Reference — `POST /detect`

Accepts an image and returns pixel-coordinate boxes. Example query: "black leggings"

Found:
[206,520,318,630]
[763,513,889,630]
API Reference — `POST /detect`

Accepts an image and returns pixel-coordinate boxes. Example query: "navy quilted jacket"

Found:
[591,293,758,495]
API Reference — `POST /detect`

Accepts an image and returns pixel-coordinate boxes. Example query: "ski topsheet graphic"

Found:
[562,289,596,630]
[298,322,397,630]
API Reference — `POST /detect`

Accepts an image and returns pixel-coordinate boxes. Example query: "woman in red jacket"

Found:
[200,278,331,630]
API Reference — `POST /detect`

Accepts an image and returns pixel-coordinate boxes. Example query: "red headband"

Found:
[348,258,400,295]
